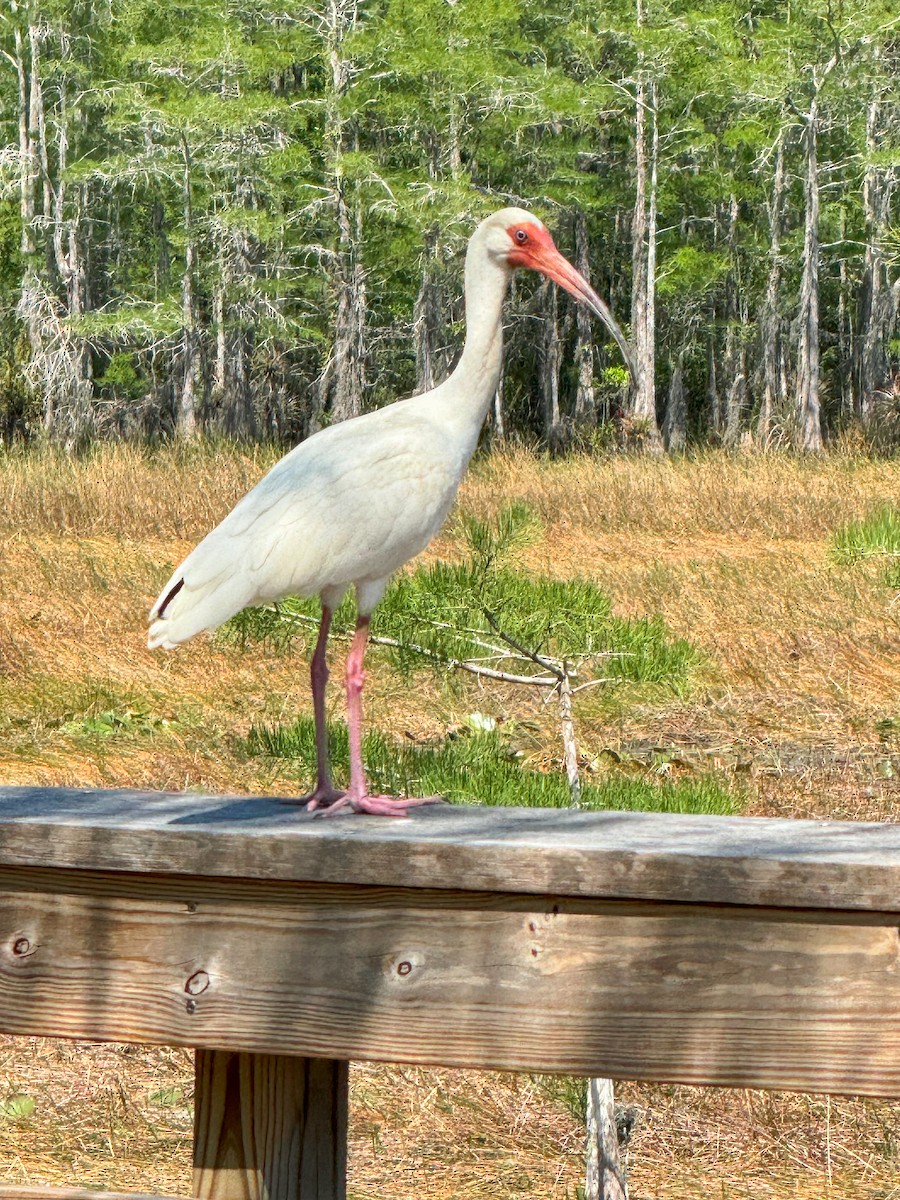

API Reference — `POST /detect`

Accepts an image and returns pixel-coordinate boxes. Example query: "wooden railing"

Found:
[1,785,899,1198]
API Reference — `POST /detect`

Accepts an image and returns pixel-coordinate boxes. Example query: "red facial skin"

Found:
[505,221,555,269]
[505,221,636,382]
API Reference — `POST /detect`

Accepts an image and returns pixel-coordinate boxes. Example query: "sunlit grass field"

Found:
[1,441,900,1198]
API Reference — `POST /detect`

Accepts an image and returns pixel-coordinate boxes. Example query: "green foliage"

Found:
[60,706,170,739]
[96,353,144,402]
[1,0,897,443]
[831,507,900,570]
[0,1094,35,1121]
[243,718,737,814]
[61,705,168,734]
[534,1074,588,1125]
[657,246,729,300]
[454,501,543,572]
[382,564,697,685]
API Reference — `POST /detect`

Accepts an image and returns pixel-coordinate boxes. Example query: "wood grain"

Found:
[1,864,899,1096]
[1,786,900,912]
[193,1049,347,1200]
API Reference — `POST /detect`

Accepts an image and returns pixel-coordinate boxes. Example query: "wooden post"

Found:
[193,1049,348,1200]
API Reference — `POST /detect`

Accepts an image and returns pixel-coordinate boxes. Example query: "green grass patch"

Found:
[51,682,174,739]
[59,705,169,739]
[0,1093,35,1121]
[0,677,195,756]
[242,718,737,814]
[832,506,900,585]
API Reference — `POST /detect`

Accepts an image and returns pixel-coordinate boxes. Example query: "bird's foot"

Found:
[317,792,445,819]
[279,784,347,812]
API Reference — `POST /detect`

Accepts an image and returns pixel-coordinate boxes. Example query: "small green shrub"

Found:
[223,557,699,695]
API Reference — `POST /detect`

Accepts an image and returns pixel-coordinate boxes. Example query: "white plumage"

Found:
[149,207,632,815]
[149,399,475,647]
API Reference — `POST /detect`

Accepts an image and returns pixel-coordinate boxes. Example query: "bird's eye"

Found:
[514,228,529,244]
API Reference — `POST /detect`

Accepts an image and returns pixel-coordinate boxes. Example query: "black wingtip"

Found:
[158,577,185,618]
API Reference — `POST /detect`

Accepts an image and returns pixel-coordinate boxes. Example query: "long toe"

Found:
[349,793,446,818]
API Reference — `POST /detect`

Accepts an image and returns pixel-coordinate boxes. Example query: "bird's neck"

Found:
[448,245,510,421]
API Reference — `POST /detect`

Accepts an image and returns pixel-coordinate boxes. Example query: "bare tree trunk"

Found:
[573,211,596,430]
[16,21,46,410]
[795,98,823,452]
[14,25,35,258]
[630,63,661,450]
[837,209,853,423]
[14,21,46,421]
[330,183,367,422]
[662,348,686,451]
[706,317,721,439]
[228,217,260,440]
[230,325,255,439]
[413,228,443,394]
[556,669,629,1200]
[212,279,226,408]
[321,0,367,424]
[645,79,659,442]
[15,19,94,444]
[559,668,581,807]
[541,282,564,452]
[723,195,746,446]
[793,46,840,453]
[30,23,51,228]
[178,135,199,437]
[149,196,173,436]
[854,96,894,420]
[758,132,786,443]
[51,47,94,447]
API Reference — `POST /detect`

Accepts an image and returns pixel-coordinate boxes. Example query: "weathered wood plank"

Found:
[0,786,899,912]
[1,865,899,1096]
[193,1049,347,1200]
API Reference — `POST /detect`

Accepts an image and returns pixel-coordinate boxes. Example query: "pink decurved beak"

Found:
[516,238,636,384]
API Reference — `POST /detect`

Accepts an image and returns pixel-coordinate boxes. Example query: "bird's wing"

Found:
[148,404,464,648]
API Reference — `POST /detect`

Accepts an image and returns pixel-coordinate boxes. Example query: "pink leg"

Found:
[322,614,443,818]
[281,606,344,811]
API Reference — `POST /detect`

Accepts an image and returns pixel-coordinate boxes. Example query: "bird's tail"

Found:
[148,558,255,650]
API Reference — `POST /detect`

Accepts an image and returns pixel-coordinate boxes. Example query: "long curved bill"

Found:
[534,245,637,385]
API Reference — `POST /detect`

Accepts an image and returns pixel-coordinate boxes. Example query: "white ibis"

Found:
[149,208,633,816]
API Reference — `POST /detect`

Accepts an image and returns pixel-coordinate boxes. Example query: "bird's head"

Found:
[478,207,635,382]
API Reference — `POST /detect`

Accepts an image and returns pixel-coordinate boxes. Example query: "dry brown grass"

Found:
[0,442,899,1198]
[461,448,900,822]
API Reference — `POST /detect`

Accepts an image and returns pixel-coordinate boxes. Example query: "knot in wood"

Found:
[397,961,413,977]
[185,970,210,996]
[11,937,31,957]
